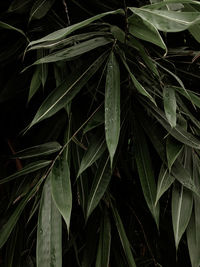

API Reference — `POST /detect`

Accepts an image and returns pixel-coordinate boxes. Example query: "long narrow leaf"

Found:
[28,9,124,47]
[105,51,120,167]
[111,202,136,267]
[51,159,72,234]
[77,137,106,177]
[172,182,193,250]
[134,119,160,227]
[37,178,62,267]
[0,160,51,184]
[86,155,111,219]
[95,210,111,267]
[28,52,108,129]
[163,86,176,128]
[13,142,61,159]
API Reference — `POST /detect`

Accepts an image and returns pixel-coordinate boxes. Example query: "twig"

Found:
[62,0,71,25]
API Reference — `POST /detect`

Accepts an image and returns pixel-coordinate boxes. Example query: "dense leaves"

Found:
[1,0,200,266]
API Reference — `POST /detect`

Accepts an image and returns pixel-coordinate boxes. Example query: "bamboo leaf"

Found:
[29,0,56,21]
[172,182,193,250]
[28,9,124,47]
[0,21,27,39]
[51,159,72,234]
[33,37,112,64]
[145,0,200,10]
[120,54,156,104]
[0,160,51,185]
[95,209,111,267]
[134,120,160,227]
[8,0,33,12]
[111,202,136,267]
[86,155,111,219]
[28,65,42,102]
[77,137,106,177]
[29,52,108,129]
[13,142,61,159]
[155,164,175,205]
[37,178,62,267]
[128,14,166,50]
[163,86,176,128]
[129,8,200,32]
[0,182,39,248]
[187,154,200,267]
[171,161,200,196]
[105,51,120,167]
[166,136,183,170]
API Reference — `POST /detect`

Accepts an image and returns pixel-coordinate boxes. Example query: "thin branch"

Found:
[62,0,71,25]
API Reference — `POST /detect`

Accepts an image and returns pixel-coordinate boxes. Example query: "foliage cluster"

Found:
[1,0,200,266]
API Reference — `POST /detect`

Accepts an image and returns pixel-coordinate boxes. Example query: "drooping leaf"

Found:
[134,119,160,227]
[145,0,200,10]
[105,51,120,167]
[86,155,111,219]
[28,9,124,47]
[8,0,33,13]
[155,164,175,205]
[111,201,136,267]
[166,136,183,170]
[128,14,166,50]
[51,159,72,234]
[28,52,108,129]
[33,37,112,64]
[144,102,200,149]
[172,182,193,250]
[0,181,39,248]
[120,53,156,104]
[163,86,177,128]
[77,136,106,177]
[0,21,27,39]
[29,0,56,22]
[28,65,42,101]
[171,161,200,196]
[0,160,51,184]
[13,142,61,159]
[95,209,111,267]
[37,178,62,267]
[187,154,200,267]
[129,8,200,32]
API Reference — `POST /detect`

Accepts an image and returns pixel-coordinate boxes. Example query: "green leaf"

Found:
[51,159,72,234]
[187,154,200,267]
[166,136,183,170]
[172,161,200,197]
[120,53,156,105]
[172,182,193,250]
[128,14,166,50]
[95,210,111,267]
[105,51,120,167]
[29,0,56,22]
[0,21,27,39]
[77,137,106,177]
[28,65,42,101]
[145,102,200,149]
[83,108,104,134]
[0,160,51,184]
[155,164,175,205]
[163,86,177,128]
[173,86,200,109]
[33,37,112,64]
[145,0,200,10]
[86,155,111,219]
[111,202,136,267]
[129,8,200,32]
[28,9,124,47]
[0,181,39,248]
[13,142,61,159]
[134,120,160,227]
[8,0,33,12]
[37,178,62,267]
[29,52,108,129]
